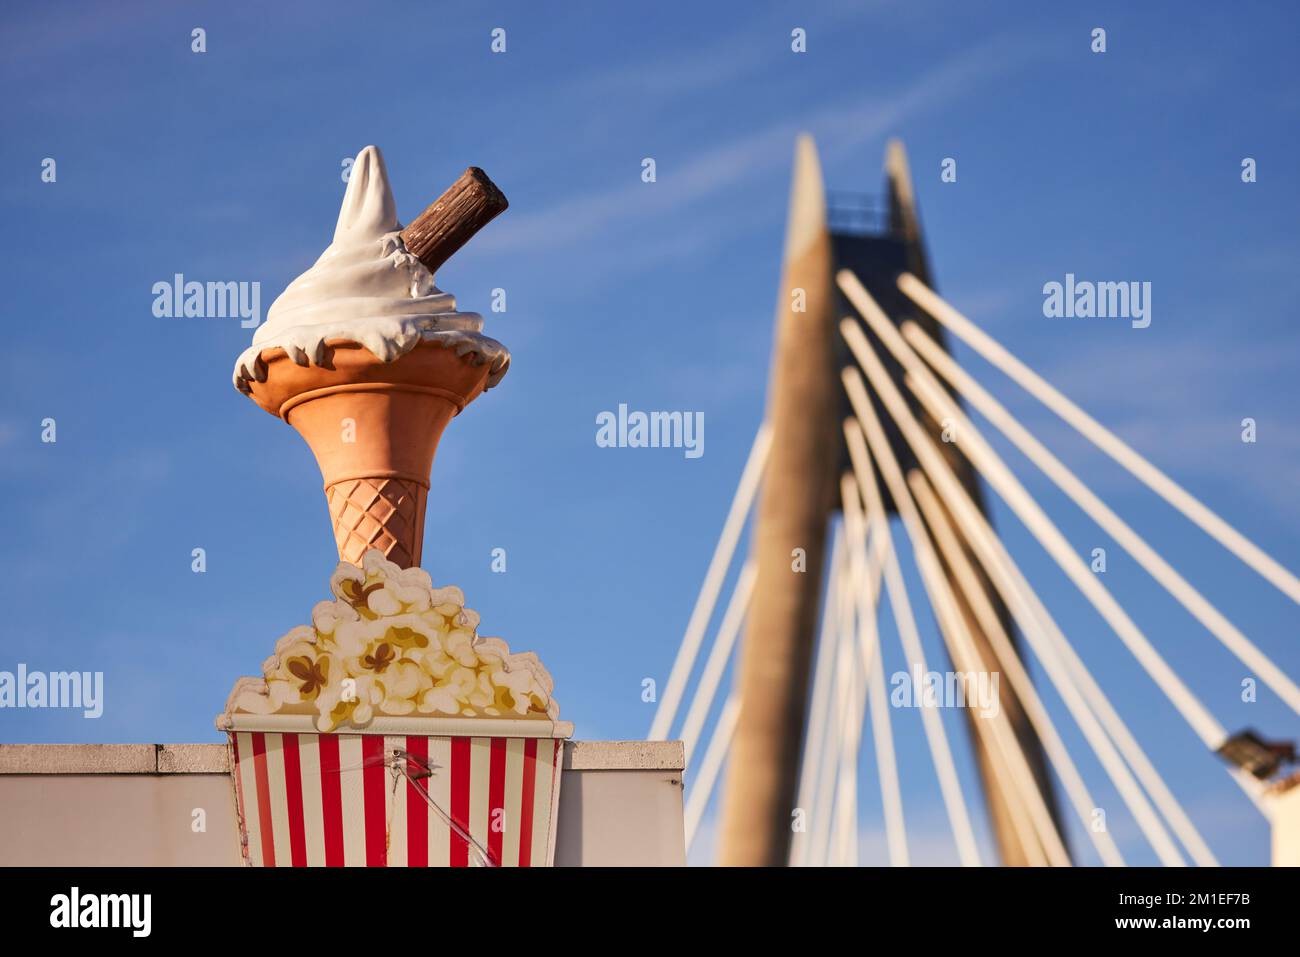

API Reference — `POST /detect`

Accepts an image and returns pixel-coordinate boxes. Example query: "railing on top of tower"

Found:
[826,191,892,236]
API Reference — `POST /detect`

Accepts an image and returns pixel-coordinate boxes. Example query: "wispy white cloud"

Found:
[481,34,1040,267]
[544,2,895,104]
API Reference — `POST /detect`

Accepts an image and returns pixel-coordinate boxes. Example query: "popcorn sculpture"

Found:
[221,147,570,867]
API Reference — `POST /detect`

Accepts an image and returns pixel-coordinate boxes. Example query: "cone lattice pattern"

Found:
[326,477,428,568]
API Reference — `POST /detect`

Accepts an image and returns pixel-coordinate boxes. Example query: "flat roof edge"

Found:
[0,740,685,774]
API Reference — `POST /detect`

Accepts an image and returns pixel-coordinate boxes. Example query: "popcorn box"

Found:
[226,715,572,867]
[219,551,571,866]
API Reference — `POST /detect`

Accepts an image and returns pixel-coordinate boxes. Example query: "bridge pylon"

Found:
[718,136,1065,866]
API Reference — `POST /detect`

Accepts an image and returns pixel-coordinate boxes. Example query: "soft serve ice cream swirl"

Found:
[233,145,509,394]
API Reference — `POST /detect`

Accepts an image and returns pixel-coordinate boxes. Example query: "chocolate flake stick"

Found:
[399,167,508,275]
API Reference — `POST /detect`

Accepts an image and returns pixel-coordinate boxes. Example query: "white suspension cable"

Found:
[902,320,1300,718]
[867,622,907,866]
[906,428,1216,863]
[650,422,772,741]
[684,694,740,850]
[680,561,757,766]
[831,552,863,867]
[813,523,887,866]
[922,364,1231,750]
[841,271,1229,752]
[809,543,849,866]
[915,453,1229,859]
[791,527,844,867]
[843,367,1068,866]
[906,497,1057,866]
[843,423,982,867]
[906,469,1127,867]
[842,473,909,866]
[836,321,1217,863]
[850,277,1266,830]
[898,273,1300,608]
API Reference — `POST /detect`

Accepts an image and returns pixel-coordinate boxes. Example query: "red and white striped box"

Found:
[225,717,571,867]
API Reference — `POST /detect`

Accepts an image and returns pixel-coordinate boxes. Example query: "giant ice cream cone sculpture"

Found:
[233,146,510,566]
[223,147,569,868]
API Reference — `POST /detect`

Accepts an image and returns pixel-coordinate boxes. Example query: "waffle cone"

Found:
[246,338,493,567]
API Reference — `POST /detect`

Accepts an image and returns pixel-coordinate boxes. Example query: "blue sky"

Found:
[2,1,1298,866]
